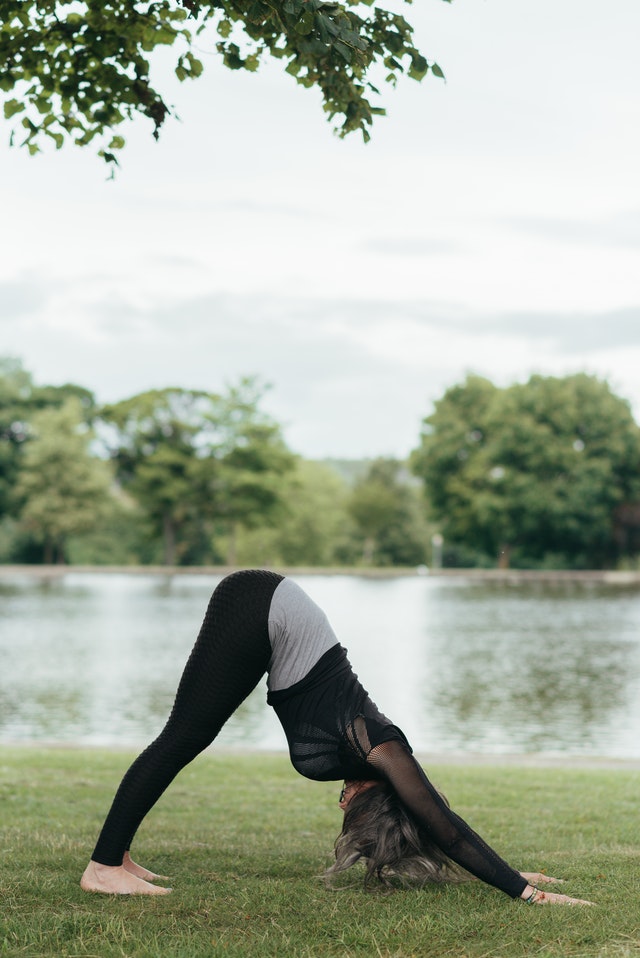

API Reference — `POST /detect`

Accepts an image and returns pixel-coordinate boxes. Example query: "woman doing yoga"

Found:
[81,569,592,904]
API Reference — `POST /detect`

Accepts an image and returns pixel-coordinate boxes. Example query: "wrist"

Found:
[521,884,539,903]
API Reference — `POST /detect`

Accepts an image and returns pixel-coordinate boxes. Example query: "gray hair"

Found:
[325,782,467,888]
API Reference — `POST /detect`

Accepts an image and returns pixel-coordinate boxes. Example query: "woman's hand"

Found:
[520,871,563,884]
[530,890,596,906]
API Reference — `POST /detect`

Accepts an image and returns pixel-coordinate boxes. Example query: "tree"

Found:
[411,373,640,569]
[347,457,427,566]
[201,379,296,563]
[232,457,355,566]
[98,378,294,564]
[0,357,96,522]
[13,398,115,563]
[0,358,31,522]
[409,374,498,566]
[1,0,448,167]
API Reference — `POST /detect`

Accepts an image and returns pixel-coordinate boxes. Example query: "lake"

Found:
[2,569,640,759]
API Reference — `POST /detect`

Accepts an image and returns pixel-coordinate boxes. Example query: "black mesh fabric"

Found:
[91,569,283,865]
[270,645,527,898]
[268,644,410,781]
[366,740,528,898]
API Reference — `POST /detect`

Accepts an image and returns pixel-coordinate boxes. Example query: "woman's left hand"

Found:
[520,871,563,884]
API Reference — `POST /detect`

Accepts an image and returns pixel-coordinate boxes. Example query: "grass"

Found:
[1,747,639,958]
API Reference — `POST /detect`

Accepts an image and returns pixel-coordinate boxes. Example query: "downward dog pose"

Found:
[81,570,592,904]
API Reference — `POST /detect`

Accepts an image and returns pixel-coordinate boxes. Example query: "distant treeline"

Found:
[2,359,640,570]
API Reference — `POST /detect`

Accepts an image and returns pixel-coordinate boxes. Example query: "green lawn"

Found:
[1,747,639,958]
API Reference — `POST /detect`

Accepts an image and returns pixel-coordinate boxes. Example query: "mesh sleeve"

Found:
[366,739,528,898]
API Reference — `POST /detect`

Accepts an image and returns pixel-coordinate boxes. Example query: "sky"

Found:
[2,0,639,459]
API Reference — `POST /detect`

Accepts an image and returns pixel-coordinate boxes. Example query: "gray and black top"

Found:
[266,577,412,781]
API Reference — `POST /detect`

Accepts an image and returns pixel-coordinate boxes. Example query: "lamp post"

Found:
[431,533,443,570]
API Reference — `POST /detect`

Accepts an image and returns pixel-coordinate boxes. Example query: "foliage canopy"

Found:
[1,0,449,166]
[0,358,95,522]
[411,373,640,568]
[13,398,114,562]
[4,359,640,569]
[98,378,295,564]
[347,457,427,565]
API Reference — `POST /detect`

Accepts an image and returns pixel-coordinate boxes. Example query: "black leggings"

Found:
[91,569,283,865]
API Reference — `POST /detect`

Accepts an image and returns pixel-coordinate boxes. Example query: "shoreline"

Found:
[2,563,640,584]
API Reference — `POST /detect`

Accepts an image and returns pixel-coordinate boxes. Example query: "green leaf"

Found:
[409,53,428,80]
[45,129,65,149]
[334,40,352,63]
[317,13,339,38]
[186,53,204,77]
[108,135,125,150]
[295,10,314,35]
[385,31,404,54]
[155,27,177,45]
[431,62,445,79]
[4,99,25,119]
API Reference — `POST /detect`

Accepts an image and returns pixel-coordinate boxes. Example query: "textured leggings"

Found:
[91,569,283,865]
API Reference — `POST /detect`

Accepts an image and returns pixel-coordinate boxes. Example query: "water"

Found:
[2,571,640,758]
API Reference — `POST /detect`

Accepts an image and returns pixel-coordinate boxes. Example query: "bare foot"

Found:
[80,860,172,895]
[122,851,171,882]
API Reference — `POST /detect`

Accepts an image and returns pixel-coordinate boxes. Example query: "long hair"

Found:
[325,782,467,888]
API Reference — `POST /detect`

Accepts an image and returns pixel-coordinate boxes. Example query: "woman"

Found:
[81,570,592,904]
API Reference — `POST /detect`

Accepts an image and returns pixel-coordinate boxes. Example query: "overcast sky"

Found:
[2,0,639,459]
